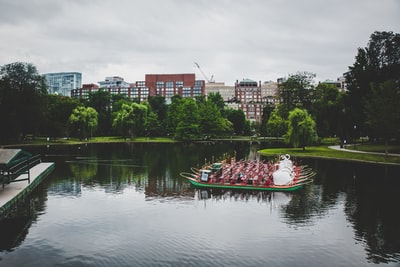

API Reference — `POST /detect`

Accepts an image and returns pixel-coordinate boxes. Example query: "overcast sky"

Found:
[1,0,399,85]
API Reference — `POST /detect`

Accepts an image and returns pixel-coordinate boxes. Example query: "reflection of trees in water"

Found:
[308,159,400,264]
[344,165,400,264]
[0,184,48,251]
[280,186,331,225]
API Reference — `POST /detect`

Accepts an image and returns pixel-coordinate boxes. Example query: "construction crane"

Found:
[194,62,215,83]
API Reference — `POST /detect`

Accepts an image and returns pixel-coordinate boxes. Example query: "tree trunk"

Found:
[385,138,388,157]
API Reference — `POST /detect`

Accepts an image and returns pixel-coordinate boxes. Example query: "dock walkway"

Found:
[0,162,55,218]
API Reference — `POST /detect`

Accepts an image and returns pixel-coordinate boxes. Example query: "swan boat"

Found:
[180,154,315,192]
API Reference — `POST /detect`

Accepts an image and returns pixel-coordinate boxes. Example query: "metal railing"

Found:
[1,154,41,188]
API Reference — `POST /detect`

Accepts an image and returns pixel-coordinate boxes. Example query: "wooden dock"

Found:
[0,162,55,219]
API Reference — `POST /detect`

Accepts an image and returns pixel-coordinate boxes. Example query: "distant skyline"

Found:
[1,0,399,85]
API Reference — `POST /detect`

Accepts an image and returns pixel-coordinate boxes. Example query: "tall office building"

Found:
[44,72,82,96]
[235,79,263,123]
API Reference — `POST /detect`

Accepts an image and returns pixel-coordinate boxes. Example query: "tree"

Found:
[311,82,344,137]
[278,71,316,118]
[345,31,400,137]
[364,80,400,155]
[42,95,80,138]
[266,109,287,138]
[207,92,225,115]
[87,90,112,135]
[286,108,317,150]
[198,100,232,138]
[225,109,246,135]
[68,106,98,140]
[174,98,200,140]
[148,95,167,134]
[112,102,152,139]
[0,62,47,141]
[165,95,183,135]
[260,104,275,136]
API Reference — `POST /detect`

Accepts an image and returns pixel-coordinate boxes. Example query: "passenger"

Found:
[237,173,242,183]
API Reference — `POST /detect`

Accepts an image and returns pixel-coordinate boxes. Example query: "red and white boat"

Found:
[180,154,315,192]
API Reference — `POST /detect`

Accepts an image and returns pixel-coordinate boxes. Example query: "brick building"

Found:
[235,79,263,122]
[145,73,205,103]
[71,74,204,103]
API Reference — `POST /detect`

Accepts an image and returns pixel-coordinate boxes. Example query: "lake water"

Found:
[0,142,399,267]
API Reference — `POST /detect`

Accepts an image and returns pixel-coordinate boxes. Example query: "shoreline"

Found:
[2,138,399,166]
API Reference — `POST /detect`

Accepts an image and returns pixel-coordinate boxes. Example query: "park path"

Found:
[328,145,400,157]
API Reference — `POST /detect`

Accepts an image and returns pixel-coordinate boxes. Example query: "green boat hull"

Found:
[187,178,304,192]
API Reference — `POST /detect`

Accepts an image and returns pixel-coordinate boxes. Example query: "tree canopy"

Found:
[0,62,48,141]
[1,31,399,145]
[278,71,316,118]
[364,80,400,154]
[69,106,98,140]
[345,31,400,138]
[285,108,317,150]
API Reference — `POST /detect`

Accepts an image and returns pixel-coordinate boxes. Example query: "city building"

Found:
[145,73,205,104]
[235,79,263,123]
[71,83,99,99]
[205,82,235,102]
[261,81,279,105]
[71,77,150,102]
[44,72,82,96]
[98,76,130,88]
[71,73,205,103]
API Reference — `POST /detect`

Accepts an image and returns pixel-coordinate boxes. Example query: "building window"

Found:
[166,81,174,88]
[182,87,191,97]
[156,81,164,88]
[166,88,174,98]
[141,88,149,95]
[176,81,183,88]
[193,86,202,96]
[195,80,204,87]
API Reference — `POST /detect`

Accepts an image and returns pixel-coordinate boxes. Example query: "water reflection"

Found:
[1,142,399,266]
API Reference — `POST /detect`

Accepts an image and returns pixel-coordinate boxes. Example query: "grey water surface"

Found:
[0,142,399,267]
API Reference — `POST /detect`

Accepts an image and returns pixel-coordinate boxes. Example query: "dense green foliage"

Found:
[285,108,317,150]
[68,106,98,140]
[0,31,398,146]
[345,31,400,142]
[0,62,47,140]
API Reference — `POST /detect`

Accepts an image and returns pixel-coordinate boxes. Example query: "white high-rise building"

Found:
[44,72,82,96]
[98,76,131,88]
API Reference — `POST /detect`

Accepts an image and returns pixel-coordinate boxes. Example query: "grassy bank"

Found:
[1,136,177,147]
[3,137,399,165]
[259,146,400,165]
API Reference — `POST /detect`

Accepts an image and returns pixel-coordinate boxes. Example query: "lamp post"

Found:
[353,125,357,149]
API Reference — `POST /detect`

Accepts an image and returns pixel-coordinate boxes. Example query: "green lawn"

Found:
[259,146,400,165]
[345,144,400,154]
[3,136,399,165]
[1,136,176,147]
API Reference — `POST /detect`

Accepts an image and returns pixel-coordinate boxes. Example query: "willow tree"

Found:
[68,106,98,140]
[112,102,149,139]
[286,108,317,150]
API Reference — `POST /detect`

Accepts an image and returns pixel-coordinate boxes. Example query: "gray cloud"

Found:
[1,0,399,85]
